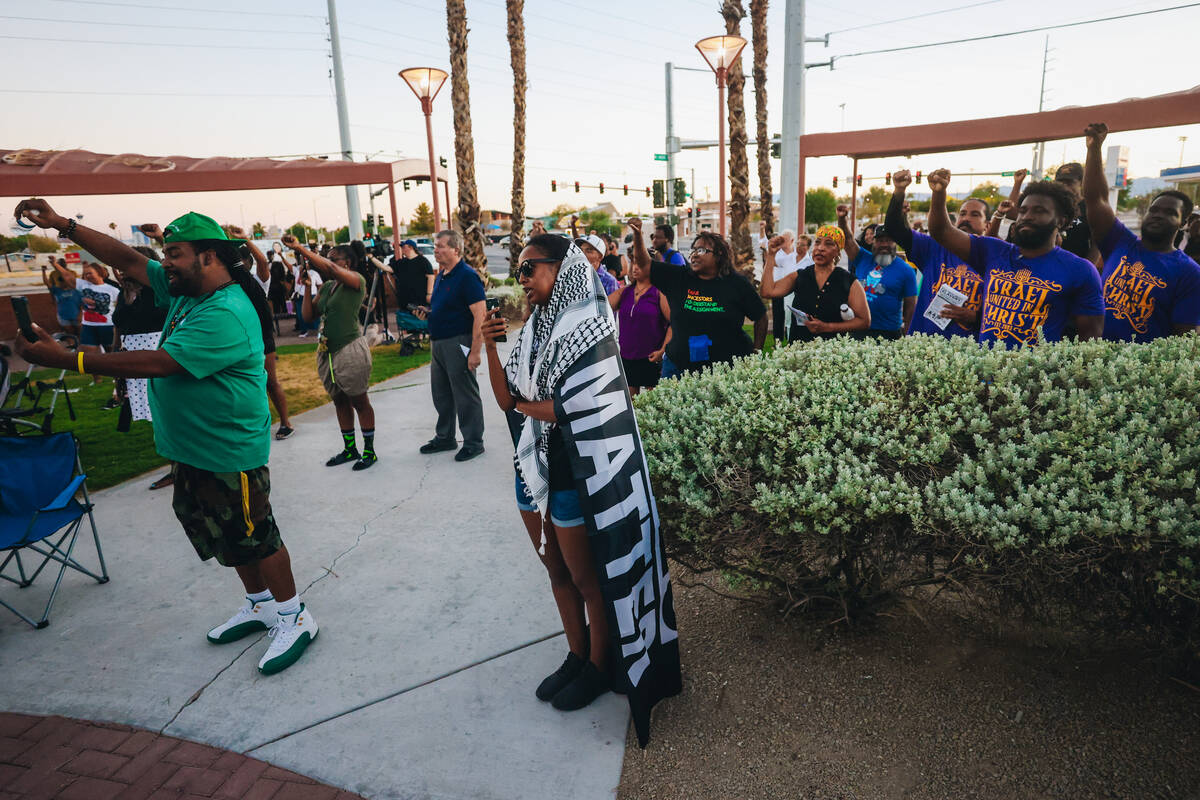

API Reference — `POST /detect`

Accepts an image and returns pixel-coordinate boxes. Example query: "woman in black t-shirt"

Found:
[645,223,767,374]
[761,225,870,342]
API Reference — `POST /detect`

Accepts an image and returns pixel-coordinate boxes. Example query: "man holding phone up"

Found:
[12,198,319,676]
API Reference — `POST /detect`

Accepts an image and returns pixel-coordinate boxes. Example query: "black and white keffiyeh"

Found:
[503,243,616,518]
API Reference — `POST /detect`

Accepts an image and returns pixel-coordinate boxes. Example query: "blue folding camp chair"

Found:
[0,433,108,628]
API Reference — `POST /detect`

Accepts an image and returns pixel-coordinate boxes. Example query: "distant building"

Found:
[1158,165,1199,200]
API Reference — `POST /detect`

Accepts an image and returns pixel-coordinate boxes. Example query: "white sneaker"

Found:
[207,597,276,644]
[258,604,318,675]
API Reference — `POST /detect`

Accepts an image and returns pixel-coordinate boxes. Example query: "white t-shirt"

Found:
[772,248,803,281]
[292,266,322,297]
[75,278,119,326]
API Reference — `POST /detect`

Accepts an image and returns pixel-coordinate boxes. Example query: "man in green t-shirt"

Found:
[13,198,318,676]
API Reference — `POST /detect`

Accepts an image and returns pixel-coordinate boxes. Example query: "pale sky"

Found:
[3,0,1198,235]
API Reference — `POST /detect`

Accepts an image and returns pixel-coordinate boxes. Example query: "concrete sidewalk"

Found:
[0,347,629,799]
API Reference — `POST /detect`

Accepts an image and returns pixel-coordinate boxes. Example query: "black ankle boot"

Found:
[551,661,610,711]
[536,651,586,701]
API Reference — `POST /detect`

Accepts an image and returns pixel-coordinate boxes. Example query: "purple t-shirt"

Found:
[905,231,984,339]
[1099,220,1200,342]
[596,264,619,295]
[616,285,669,360]
[968,236,1104,348]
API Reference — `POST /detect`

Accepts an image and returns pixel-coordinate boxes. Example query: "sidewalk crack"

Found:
[160,635,264,735]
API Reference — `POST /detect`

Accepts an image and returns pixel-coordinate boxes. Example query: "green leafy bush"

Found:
[636,335,1200,645]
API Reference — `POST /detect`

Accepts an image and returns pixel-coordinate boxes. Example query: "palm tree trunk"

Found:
[749,0,774,237]
[721,0,754,278]
[446,0,488,280]
[506,0,526,276]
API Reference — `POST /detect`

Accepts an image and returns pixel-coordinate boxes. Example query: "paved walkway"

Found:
[0,346,629,799]
[0,713,364,799]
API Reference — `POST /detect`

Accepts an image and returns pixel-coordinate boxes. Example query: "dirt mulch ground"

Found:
[619,566,1200,800]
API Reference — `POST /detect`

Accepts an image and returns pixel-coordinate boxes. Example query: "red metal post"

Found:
[796,152,806,233]
[388,181,400,256]
[421,98,442,233]
[444,181,452,231]
[849,157,859,235]
[717,68,728,238]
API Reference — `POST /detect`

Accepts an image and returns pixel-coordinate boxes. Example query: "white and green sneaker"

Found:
[258,605,318,675]
[207,597,276,644]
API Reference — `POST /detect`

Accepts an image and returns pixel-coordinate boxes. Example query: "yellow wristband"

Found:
[77,351,86,375]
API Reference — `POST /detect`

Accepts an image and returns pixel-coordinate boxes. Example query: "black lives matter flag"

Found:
[553,336,682,747]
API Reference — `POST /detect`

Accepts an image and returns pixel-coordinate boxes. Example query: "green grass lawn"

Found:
[7,342,430,490]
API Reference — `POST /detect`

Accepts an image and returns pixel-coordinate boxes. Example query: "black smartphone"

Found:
[485,297,506,342]
[10,296,37,343]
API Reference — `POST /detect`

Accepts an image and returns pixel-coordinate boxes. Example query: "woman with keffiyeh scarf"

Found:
[481,234,621,712]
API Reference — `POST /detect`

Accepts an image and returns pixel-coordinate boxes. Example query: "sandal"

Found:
[275,425,295,440]
[149,473,175,490]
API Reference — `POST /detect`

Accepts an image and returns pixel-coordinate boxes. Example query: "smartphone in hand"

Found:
[10,296,38,343]
[485,297,506,342]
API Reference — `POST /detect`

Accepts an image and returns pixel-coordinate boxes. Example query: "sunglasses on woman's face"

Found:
[517,257,558,279]
[691,248,712,256]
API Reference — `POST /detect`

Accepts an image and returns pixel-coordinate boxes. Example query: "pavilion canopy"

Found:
[0,149,448,197]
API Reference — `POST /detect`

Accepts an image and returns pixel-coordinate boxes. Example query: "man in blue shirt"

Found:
[884,169,986,338]
[926,168,1103,348]
[651,224,688,266]
[1083,122,1200,342]
[423,229,487,461]
[839,208,918,339]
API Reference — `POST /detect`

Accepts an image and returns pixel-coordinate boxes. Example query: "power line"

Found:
[825,1,1004,35]
[0,33,326,51]
[0,14,322,34]
[37,0,325,17]
[830,3,1200,61]
[0,89,327,98]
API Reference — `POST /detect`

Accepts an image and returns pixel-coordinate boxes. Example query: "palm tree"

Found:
[507,0,527,275]
[446,0,488,279]
[721,0,754,278]
[749,0,774,238]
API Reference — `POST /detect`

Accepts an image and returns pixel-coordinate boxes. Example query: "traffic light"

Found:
[403,180,410,191]
[439,157,447,168]
[377,215,385,227]
[856,174,863,187]
[915,170,922,184]
[673,177,687,206]
[652,179,665,208]
[645,186,650,197]
[885,172,892,185]
[574,181,580,193]
[599,182,605,194]
[832,176,838,188]
[551,180,557,192]
[770,134,781,159]
[623,184,629,196]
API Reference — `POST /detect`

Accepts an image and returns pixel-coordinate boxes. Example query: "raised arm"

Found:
[16,198,149,286]
[281,234,362,290]
[986,201,1014,238]
[1083,122,1117,245]
[760,236,799,298]
[837,205,860,263]
[884,170,915,252]
[925,169,973,263]
[227,226,270,282]
[627,217,650,271]
[1004,169,1027,220]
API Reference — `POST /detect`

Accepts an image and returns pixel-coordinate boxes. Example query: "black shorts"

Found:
[262,326,276,355]
[171,462,283,567]
[622,357,661,388]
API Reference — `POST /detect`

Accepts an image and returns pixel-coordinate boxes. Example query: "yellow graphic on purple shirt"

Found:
[980,268,1062,344]
[931,263,983,315]
[1103,255,1166,335]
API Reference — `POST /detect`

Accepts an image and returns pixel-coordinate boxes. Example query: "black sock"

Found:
[361,428,375,456]
[341,428,357,453]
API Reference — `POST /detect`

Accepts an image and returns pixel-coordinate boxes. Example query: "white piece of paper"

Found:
[460,344,470,357]
[923,283,969,330]
[789,306,809,327]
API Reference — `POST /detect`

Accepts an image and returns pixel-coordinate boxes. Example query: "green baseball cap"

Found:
[162,212,246,245]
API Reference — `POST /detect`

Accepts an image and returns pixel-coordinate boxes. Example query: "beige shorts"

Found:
[317,335,372,399]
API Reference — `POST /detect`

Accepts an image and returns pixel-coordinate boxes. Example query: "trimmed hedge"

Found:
[636,335,1200,645]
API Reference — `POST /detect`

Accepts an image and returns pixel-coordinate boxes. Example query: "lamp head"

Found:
[695,35,747,73]
[399,67,449,102]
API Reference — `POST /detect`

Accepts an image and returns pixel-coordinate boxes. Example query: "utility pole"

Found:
[1032,35,1051,180]
[327,0,363,240]
[780,0,806,234]
[665,62,676,225]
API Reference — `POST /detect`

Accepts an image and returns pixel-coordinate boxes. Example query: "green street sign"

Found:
[1001,171,1015,176]
[654,153,669,162]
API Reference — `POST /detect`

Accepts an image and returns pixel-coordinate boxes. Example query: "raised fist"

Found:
[891,170,912,191]
[926,169,951,193]
[1084,122,1108,149]
[836,204,850,221]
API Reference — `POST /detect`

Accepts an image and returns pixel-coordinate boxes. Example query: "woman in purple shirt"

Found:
[609,228,671,395]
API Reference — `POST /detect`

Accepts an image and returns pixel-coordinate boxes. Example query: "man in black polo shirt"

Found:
[388,239,434,310]
[421,229,487,462]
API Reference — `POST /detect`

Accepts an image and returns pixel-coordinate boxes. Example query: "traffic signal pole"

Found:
[665,62,677,227]
[327,0,364,241]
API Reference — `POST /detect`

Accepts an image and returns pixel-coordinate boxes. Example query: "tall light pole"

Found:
[1180,136,1189,167]
[696,34,746,239]
[326,0,363,240]
[400,67,449,233]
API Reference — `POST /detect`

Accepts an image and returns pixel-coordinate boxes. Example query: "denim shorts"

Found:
[514,471,584,528]
[79,324,113,348]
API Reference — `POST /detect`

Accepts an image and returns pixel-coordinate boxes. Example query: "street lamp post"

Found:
[400,67,449,233]
[695,34,746,239]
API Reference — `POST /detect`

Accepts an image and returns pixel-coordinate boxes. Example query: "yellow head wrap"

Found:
[815,225,845,250]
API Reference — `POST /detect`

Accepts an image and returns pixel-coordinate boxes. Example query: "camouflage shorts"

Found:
[171,462,284,567]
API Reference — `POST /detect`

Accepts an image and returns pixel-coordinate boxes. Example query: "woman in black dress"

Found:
[760,225,870,341]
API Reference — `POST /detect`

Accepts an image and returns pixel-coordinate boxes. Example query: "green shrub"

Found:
[635,335,1200,645]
